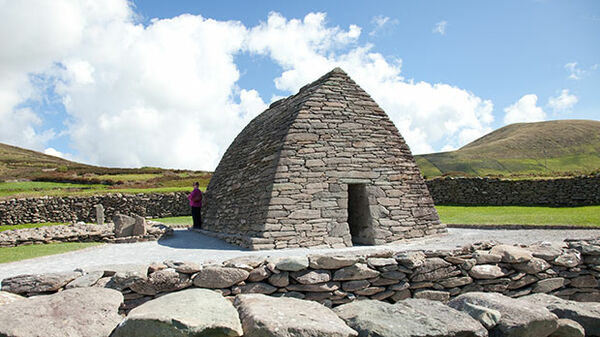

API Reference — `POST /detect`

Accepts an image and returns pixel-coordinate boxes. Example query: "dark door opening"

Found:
[347,183,373,245]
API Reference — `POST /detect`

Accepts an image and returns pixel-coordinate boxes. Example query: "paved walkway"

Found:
[1,228,599,282]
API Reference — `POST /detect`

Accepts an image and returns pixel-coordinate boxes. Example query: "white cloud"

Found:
[246,13,493,154]
[548,89,578,112]
[369,15,398,36]
[503,94,546,124]
[564,62,597,80]
[0,4,496,168]
[432,21,448,35]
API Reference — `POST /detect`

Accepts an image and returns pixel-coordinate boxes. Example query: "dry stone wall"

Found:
[203,68,444,250]
[3,237,599,314]
[426,175,600,206]
[0,192,189,226]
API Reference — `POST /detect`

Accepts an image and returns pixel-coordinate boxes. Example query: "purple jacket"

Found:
[188,188,202,207]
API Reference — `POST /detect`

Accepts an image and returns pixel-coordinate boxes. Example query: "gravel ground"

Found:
[1,227,599,282]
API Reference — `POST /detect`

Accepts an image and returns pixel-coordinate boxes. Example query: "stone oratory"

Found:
[200,68,445,249]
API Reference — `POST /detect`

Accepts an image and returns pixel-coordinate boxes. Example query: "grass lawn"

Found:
[156,216,192,228]
[0,222,68,232]
[436,205,600,226]
[0,242,103,264]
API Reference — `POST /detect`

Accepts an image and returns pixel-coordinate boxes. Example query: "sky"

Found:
[0,0,598,170]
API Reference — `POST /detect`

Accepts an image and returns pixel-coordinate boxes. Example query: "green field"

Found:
[0,222,68,232]
[0,242,102,263]
[156,216,192,227]
[436,205,600,227]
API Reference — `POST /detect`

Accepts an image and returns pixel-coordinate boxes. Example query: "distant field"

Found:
[156,216,192,228]
[0,222,68,232]
[0,242,102,263]
[436,205,600,227]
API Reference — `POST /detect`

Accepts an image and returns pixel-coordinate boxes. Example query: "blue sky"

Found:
[0,1,598,170]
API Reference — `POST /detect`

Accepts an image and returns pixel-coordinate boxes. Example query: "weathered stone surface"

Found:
[533,278,565,293]
[274,256,310,271]
[66,271,104,288]
[449,292,558,337]
[309,255,357,269]
[469,265,505,279]
[514,257,551,274]
[334,299,486,337]
[461,302,502,329]
[233,282,277,294]
[0,288,122,337]
[1,271,81,294]
[367,257,397,268]
[554,251,582,267]
[200,68,443,250]
[342,280,370,292]
[108,270,146,291]
[287,282,340,292]
[439,276,473,288]
[267,271,289,287]
[395,251,427,268]
[130,268,192,295]
[164,260,202,274]
[113,214,136,237]
[549,319,585,337]
[490,245,533,263]
[248,265,271,282]
[193,266,249,288]
[132,214,147,236]
[235,294,357,337]
[0,291,23,306]
[570,275,598,288]
[413,290,450,302]
[113,289,243,337]
[291,269,331,284]
[223,255,266,270]
[521,293,600,336]
[333,263,380,281]
[474,252,502,264]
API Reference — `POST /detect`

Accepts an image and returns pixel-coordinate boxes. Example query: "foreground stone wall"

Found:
[3,237,599,313]
[0,192,189,226]
[426,175,600,206]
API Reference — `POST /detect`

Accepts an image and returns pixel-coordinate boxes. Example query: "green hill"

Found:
[0,143,210,198]
[415,120,600,178]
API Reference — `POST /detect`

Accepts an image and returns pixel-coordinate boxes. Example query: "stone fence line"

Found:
[2,237,599,311]
[426,175,600,206]
[0,192,189,226]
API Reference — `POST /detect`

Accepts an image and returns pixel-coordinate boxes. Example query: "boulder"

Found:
[130,268,192,295]
[521,293,600,336]
[395,251,426,268]
[469,265,505,279]
[66,271,104,288]
[309,254,357,269]
[514,257,551,274]
[223,255,267,271]
[490,245,533,263]
[113,214,136,237]
[549,319,585,337]
[164,260,202,274]
[248,265,271,282]
[333,263,380,281]
[1,271,81,294]
[235,293,357,337]
[193,266,249,288]
[267,271,289,287]
[0,291,23,306]
[0,288,122,337]
[461,302,502,329]
[107,270,146,290]
[112,288,243,337]
[274,256,310,271]
[291,269,331,284]
[334,299,486,337]
[448,292,558,337]
[132,214,147,236]
[533,278,565,293]
[553,251,581,268]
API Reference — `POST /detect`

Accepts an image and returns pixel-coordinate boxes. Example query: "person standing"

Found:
[188,182,203,229]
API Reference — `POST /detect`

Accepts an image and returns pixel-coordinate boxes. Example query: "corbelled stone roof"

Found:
[201,68,445,250]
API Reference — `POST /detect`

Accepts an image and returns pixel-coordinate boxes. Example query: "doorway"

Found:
[347,183,373,245]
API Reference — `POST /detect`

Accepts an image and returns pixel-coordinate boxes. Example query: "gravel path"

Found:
[1,227,599,282]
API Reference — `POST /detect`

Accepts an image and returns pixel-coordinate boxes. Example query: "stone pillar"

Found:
[95,204,105,225]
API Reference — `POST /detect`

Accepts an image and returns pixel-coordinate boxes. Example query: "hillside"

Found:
[415,120,600,178]
[0,143,209,198]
